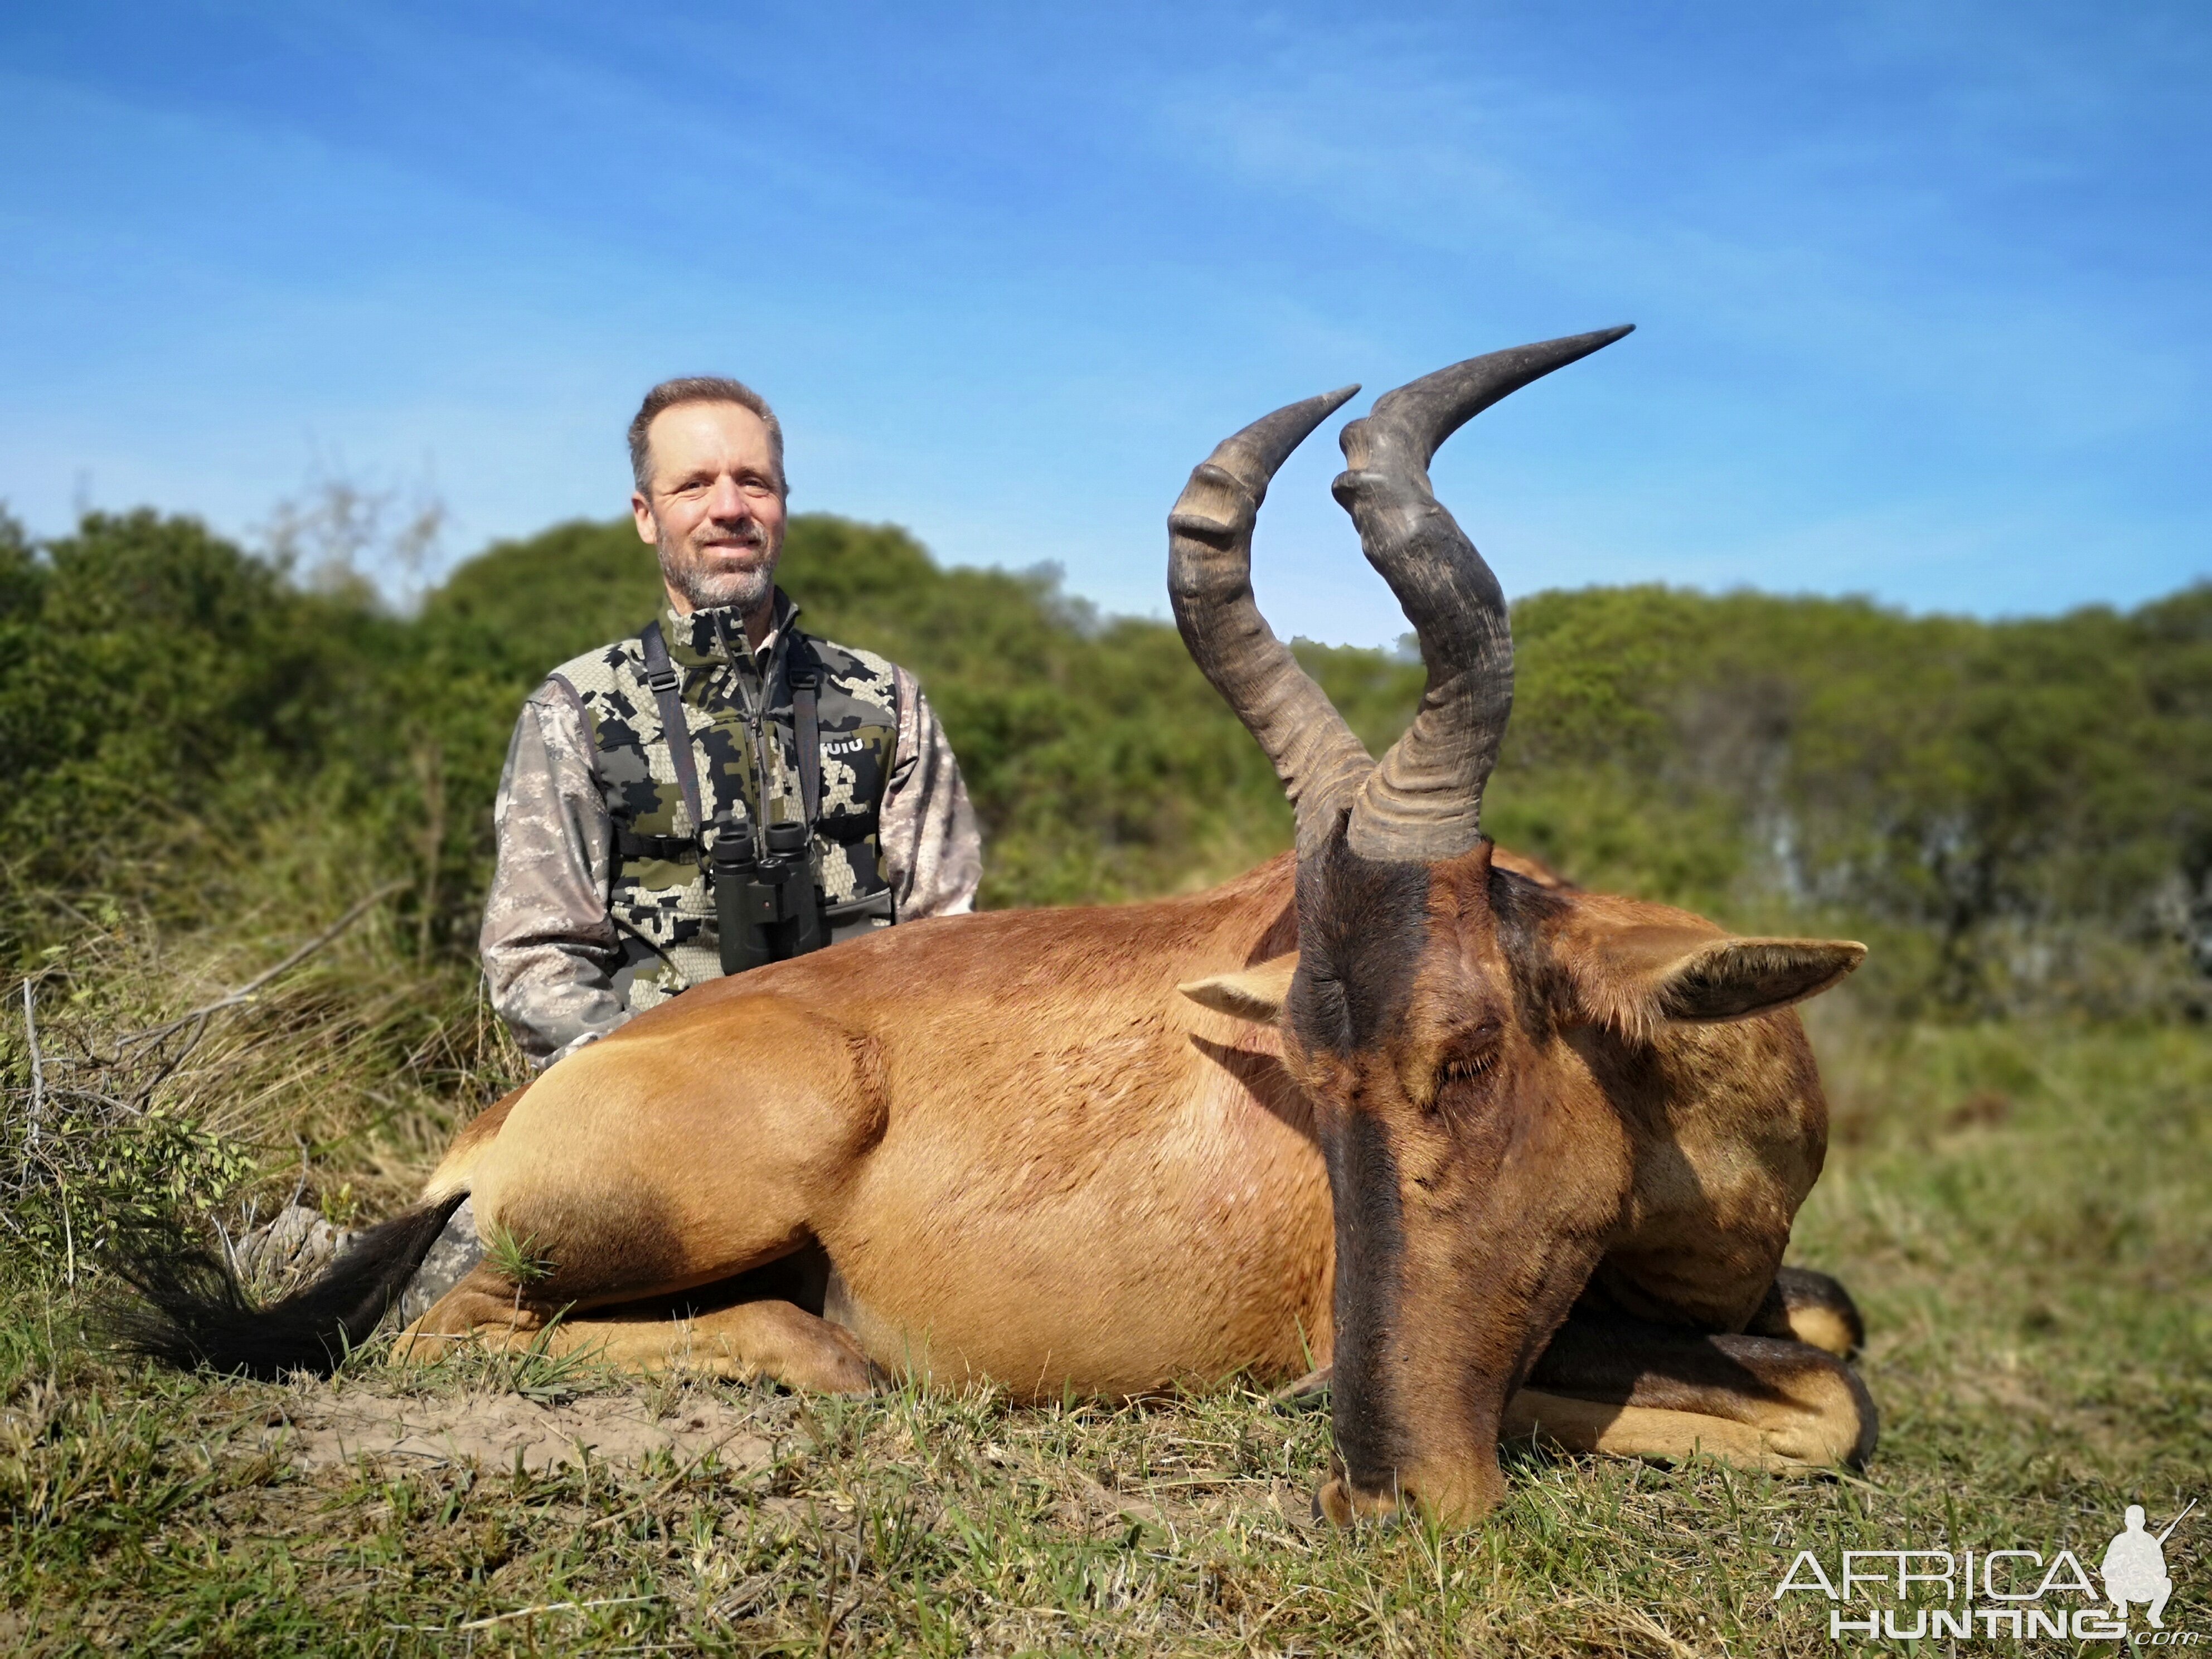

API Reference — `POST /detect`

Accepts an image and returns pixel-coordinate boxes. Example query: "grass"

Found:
[482,1226,555,1289]
[2,918,2208,1654]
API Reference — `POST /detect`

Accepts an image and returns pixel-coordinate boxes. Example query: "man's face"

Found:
[632,401,788,615]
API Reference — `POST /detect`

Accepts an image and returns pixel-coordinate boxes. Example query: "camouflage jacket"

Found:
[480,590,982,1066]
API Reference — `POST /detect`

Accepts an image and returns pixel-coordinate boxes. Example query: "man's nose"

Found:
[704,474,750,521]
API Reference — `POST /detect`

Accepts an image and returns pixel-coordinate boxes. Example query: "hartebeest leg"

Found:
[389,1002,891,1370]
[1515,1306,1877,1472]
[1744,1265,1865,1359]
[394,1262,877,1394]
[394,1283,876,1398]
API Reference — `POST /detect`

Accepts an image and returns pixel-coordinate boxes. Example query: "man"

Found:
[2102,1504,2180,1629]
[481,375,982,1068]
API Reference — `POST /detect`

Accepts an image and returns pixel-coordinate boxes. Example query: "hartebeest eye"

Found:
[1432,1025,1505,1107]
[1437,1049,1495,1086]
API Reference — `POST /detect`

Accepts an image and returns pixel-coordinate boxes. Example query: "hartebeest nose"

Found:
[1314,1454,1506,1530]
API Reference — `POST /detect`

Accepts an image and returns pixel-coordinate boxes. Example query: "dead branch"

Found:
[109,881,409,1055]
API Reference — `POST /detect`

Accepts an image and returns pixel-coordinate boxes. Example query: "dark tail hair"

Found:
[105,1194,468,1378]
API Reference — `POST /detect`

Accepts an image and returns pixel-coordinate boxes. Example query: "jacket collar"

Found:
[663,587,802,670]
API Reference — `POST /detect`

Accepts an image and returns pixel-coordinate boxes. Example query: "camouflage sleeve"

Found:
[881,667,983,918]
[479,678,629,1067]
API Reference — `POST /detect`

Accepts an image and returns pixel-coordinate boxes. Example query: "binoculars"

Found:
[710,816,826,974]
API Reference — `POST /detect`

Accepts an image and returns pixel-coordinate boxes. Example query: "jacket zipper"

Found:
[714,610,782,861]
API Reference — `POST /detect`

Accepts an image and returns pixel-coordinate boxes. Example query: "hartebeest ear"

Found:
[1178,954,1298,1025]
[1653,937,1866,1022]
[1574,925,1865,1036]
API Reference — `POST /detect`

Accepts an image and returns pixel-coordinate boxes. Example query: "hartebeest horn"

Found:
[1333,326,1634,862]
[1170,385,1373,855]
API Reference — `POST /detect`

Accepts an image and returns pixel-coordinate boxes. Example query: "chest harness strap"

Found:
[638,620,707,853]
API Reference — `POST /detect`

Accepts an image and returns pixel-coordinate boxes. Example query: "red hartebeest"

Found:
[120,328,1875,1526]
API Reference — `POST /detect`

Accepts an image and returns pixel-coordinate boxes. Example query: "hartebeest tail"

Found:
[105,1195,466,1377]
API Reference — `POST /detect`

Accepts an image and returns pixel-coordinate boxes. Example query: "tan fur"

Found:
[1543,895,1865,1045]
[421,860,1336,1397]
[1490,846,1573,889]
[1786,1304,1859,1359]
[422,1085,526,1202]
[1504,1389,1860,1472]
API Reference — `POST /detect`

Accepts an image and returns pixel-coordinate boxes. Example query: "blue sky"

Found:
[2,1,2205,645]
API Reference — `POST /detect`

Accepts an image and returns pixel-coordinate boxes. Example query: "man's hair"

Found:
[628,376,787,495]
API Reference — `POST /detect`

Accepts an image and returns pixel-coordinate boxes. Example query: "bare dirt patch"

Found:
[248,1382,780,1473]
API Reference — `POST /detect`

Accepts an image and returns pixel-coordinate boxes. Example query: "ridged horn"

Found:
[1332,326,1634,862]
[1169,385,1371,855]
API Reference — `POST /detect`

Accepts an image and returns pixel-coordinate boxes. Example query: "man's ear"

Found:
[1649,936,1866,1023]
[1178,954,1298,1025]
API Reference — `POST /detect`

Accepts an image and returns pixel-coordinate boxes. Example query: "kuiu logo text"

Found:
[1774,1503,2195,1644]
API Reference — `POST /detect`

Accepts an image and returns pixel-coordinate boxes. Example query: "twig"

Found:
[128,1012,213,1110]
[212,1212,242,1283]
[1270,1365,1331,1406]
[33,890,103,933]
[45,1085,135,1117]
[23,981,44,1152]
[59,1180,75,1289]
[110,881,407,1053]
[385,1595,656,1633]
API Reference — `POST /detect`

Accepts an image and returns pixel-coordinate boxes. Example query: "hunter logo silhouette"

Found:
[2103,1501,2194,1629]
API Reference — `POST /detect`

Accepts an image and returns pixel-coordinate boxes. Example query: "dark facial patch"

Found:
[1286,832,1432,1055]
[1326,1110,1410,1485]
[1486,865,1574,1046]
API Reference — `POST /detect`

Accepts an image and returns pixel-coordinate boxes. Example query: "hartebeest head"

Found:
[1170,331,1866,1526]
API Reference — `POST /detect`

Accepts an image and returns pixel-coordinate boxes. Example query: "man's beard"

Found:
[659,526,777,615]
